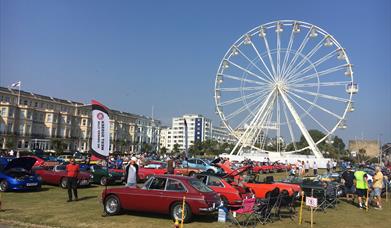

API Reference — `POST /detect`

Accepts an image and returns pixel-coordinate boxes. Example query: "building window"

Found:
[47,114,52,122]
[82,119,87,126]
[0,107,6,116]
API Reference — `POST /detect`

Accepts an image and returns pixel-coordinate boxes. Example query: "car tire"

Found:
[104,195,121,215]
[0,180,9,192]
[206,169,215,174]
[100,177,108,186]
[188,171,195,176]
[170,202,192,223]
[60,177,68,189]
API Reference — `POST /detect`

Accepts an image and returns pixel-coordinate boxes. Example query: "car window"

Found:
[196,160,204,165]
[207,176,224,187]
[165,179,186,192]
[188,159,195,164]
[195,175,208,184]
[149,177,167,190]
[189,178,213,193]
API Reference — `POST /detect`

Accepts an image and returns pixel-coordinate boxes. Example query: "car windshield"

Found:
[189,178,213,193]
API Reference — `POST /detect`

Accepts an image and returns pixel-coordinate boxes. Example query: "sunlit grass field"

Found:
[0,172,390,228]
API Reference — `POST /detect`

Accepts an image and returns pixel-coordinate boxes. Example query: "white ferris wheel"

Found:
[214,20,358,157]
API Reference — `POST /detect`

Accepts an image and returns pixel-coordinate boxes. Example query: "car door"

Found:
[161,178,187,213]
[123,177,168,213]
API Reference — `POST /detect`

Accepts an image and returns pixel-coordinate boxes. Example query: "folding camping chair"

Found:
[277,191,298,220]
[247,187,281,226]
[323,183,339,209]
[228,197,256,227]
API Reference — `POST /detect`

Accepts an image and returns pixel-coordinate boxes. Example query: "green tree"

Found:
[141,143,152,152]
[51,138,66,154]
[160,146,167,154]
[172,143,180,154]
[5,137,15,149]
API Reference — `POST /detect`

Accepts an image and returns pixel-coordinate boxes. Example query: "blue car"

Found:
[0,157,42,192]
[182,158,222,174]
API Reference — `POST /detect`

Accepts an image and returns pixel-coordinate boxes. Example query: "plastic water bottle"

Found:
[218,203,227,223]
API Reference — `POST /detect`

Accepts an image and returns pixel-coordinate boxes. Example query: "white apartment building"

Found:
[211,125,236,144]
[164,114,212,151]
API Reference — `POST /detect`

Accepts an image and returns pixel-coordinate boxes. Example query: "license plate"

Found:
[26,182,38,186]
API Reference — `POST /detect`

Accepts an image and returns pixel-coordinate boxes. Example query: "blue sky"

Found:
[1,0,390,144]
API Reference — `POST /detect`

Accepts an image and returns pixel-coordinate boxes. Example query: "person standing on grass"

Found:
[313,161,318,176]
[326,161,331,174]
[372,166,383,209]
[304,161,310,175]
[66,158,80,202]
[354,165,369,209]
[125,157,138,187]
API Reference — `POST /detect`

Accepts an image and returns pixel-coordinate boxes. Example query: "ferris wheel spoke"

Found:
[281,27,312,76]
[289,88,350,102]
[236,99,265,129]
[225,60,271,84]
[219,85,266,92]
[288,64,347,84]
[249,42,275,81]
[291,81,351,88]
[276,29,282,80]
[282,101,298,151]
[285,92,330,133]
[286,49,338,82]
[262,35,278,78]
[287,90,343,119]
[224,92,268,120]
[279,89,323,157]
[235,47,274,82]
[276,94,281,152]
[253,99,275,149]
[283,37,326,80]
[221,73,268,86]
[248,94,276,148]
[260,110,274,150]
[281,26,296,79]
[219,89,267,107]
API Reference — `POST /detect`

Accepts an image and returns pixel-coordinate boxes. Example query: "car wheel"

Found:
[100,177,108,186]
[0,180,9,192]
[188,171,195,176]
[60,177,68,189]
[206,169,215,174]
[104,195,121,215]
[170,202,192,223]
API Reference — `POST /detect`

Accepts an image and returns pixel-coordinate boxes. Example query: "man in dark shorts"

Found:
[354,165,368,209]
[66,158,80,202]
[342,166,355,195]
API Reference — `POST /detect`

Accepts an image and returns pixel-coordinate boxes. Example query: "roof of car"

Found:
[153,174,194,181]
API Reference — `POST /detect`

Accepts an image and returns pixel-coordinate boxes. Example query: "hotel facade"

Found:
[0,87,160,153]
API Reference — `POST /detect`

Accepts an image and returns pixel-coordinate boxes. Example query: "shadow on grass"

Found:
[110,210,217,223]
[76,196,97,201]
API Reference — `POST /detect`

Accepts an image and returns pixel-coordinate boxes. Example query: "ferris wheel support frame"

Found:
[279,88,323,158]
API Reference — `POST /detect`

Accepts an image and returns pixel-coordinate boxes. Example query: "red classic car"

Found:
[137,164,167,181]
[102,175,221,223]
[194,173,253,208]
[34,165,93,188]
[27,155,60,167]
[243,175,301,199]
[252,162,276,174]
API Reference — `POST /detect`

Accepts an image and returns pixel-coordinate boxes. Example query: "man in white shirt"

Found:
[313,161,318,175]
[126,157,138,187]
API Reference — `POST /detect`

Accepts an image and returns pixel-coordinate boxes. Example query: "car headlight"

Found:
[90,174,94,179]
[37,176,43,182]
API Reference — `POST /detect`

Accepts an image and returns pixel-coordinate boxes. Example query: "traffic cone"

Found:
[174,219,179,228]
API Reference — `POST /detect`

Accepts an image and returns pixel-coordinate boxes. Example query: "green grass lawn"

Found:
[1,176,391,228]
